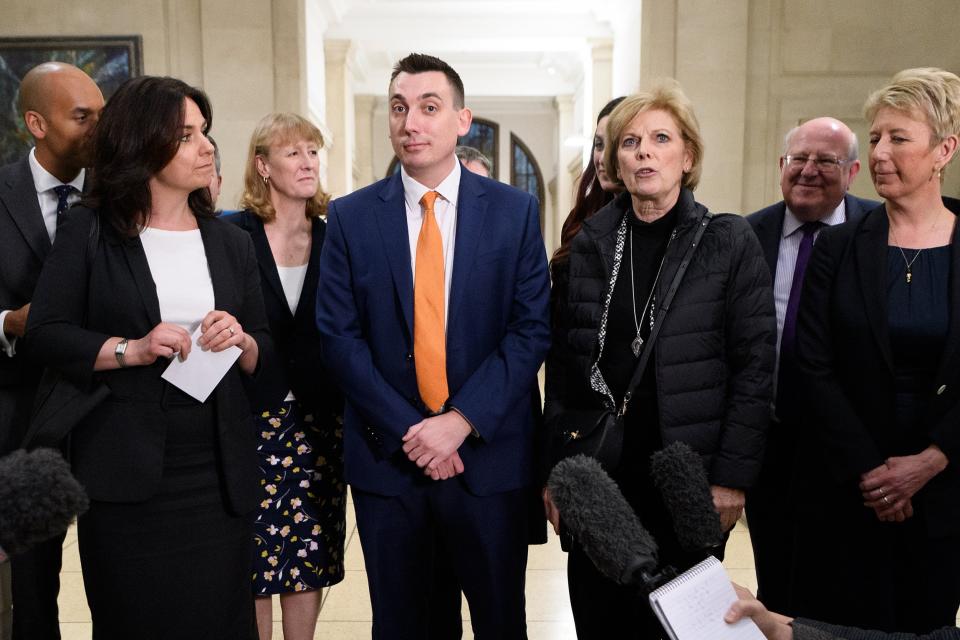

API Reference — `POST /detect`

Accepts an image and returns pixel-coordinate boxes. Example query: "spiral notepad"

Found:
[648,556,766,640]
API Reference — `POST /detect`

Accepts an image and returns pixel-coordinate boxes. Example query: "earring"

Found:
[262,175,269,184]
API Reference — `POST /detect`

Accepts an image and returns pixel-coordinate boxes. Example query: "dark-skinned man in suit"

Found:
[0,61,104,640]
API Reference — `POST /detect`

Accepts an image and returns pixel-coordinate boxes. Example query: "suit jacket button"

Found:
[937,384,947,395]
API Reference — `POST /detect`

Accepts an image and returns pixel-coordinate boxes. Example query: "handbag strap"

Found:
[618,210,714,415]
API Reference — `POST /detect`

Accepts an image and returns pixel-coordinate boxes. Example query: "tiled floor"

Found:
[51,493,758,640]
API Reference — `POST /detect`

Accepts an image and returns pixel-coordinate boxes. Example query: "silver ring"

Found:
[228,327,236,336]
[878,488,886,497]
[882,495,890,505]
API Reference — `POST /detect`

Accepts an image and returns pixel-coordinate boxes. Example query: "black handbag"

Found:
[22,211,110,449]
[548,211,713,471]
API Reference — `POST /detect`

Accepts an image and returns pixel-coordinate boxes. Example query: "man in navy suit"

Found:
[745,117,878,615]
[0,62,103,640]
[317,53,550,638]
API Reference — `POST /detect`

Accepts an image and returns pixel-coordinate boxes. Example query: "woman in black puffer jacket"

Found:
[542,82,776,639]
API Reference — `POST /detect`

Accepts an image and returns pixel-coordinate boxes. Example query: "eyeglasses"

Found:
[784,154,850,173]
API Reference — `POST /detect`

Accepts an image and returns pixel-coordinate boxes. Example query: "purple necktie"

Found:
[780,222,822,358]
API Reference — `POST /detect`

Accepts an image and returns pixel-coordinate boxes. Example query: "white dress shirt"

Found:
[0,148,84,357]
[402,158,461,326]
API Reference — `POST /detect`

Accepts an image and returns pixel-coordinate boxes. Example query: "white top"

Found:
[401,159,460,326]
[276,264,308,315]
[139,228,215,333]
[0,149,85,357]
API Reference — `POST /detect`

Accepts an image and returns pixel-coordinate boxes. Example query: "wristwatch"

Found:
[115,338,128,368]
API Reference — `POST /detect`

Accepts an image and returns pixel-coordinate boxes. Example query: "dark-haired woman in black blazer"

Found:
[224,112,345,640]
[794,68,960,634]
[26,77,269,638]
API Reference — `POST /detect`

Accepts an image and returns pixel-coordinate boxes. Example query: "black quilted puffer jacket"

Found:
[544,188,776,489]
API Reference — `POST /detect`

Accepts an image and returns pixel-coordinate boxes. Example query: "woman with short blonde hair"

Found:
[226,112,345,640]
[793,67,960,632]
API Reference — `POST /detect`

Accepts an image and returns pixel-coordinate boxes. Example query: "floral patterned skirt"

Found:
[252,401,346,595]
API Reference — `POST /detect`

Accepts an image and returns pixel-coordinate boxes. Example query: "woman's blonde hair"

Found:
[603,80,704,192]
[240,112,330,221]
[864,67,960,146]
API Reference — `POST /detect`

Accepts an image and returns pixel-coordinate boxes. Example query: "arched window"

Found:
[385,118,500,178]
[510,133,544,206]
[458,117,499,178]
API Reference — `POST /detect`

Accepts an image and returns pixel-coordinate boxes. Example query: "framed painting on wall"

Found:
[0,35,143,166]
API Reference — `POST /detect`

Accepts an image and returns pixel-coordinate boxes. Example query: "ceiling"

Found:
[321,0,625,97]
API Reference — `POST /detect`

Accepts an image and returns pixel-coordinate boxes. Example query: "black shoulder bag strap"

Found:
[617,211,714,417]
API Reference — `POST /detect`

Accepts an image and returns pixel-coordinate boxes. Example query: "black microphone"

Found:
[0,448,89,558]
[548,455,669,588]
[649,441,723,553]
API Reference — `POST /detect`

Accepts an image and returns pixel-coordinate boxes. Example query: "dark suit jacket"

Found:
[747,193,879,278]
[796,198,960,536]
[0,157,51,390]
[316,169,551,497]
[223,210,342,419]
[25,207,270,512]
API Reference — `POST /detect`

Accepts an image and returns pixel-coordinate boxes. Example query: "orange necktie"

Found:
[414,191,448,412]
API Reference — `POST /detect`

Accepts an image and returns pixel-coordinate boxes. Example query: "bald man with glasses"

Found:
[745,117,878,615]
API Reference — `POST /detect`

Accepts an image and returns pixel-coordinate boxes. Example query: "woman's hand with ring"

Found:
[198,310,247,353]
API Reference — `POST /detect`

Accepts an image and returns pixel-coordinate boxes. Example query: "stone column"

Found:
[353,94,377,189]
[324,39,356,197]
[552,95,576,256]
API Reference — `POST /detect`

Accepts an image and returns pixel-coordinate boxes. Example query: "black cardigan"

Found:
[223,210,342,420]
[26,207,270,512]
[544,189,776,489]
[796,198,960,536]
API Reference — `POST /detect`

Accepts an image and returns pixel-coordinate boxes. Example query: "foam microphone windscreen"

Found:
[548,454,659,586]
[0,448,89,557]
[649,441,722,552]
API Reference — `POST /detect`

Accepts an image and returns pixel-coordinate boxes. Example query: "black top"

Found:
[598,204,678,505]
[887,245,950,451]
[598,206,678,402]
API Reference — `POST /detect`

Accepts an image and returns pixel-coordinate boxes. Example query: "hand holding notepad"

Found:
[648,556,766,640]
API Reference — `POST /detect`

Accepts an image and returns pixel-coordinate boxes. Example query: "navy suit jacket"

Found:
[746,193,879,277]
[317,168,551,497]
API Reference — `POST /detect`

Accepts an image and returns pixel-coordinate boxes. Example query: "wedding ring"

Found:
[882,495,890,505]
[878,488,886,497]
[228,327,236,336]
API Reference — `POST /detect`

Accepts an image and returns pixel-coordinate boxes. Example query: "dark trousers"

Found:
[353,480,529,640]
[745,416,798,614]
[10,532,64,640]
[792,488,960,634]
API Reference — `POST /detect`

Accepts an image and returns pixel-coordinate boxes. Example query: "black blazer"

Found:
[796,198,960,536]
[746,193,879,277]
[25,207,270,512]
[0,157,53,388]
[223,210,341,418]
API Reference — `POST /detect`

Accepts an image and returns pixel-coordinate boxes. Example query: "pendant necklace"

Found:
[629,231,666,357]
[889,213,941,284]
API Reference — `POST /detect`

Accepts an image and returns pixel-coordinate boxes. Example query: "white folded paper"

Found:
[161,326,242,402]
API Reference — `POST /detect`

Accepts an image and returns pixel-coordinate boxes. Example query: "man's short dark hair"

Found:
[390,53,465,109]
